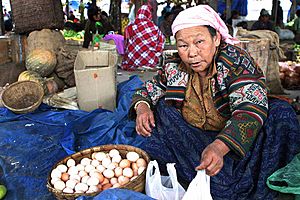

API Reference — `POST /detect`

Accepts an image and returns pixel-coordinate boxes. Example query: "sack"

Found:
[145,160,186,200]
[278,29,295,40]
[182,170,213,200]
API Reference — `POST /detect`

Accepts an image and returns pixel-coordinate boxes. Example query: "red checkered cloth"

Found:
[121,5,165,71]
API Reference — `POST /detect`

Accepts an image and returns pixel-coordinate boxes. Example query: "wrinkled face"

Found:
[176,26,221,75]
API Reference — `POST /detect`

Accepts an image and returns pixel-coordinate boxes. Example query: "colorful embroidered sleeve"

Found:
[128,65,168,119]
[216,47,268,158]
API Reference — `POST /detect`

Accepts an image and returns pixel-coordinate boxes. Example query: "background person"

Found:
[121,5,165,71]
[251,9,275,31]
[82,6,115,48]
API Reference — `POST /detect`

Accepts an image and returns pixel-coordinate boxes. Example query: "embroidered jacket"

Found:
[130,43,269,158]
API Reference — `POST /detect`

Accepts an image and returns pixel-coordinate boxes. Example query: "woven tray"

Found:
[10,0,64,34]
[1,80,44,114]
[47,144,150,200]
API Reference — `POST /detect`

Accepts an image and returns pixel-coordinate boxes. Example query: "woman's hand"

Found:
[196,139,230,176]
[135,103,155,137]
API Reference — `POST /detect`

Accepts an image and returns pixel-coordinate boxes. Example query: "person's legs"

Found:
[211,98,300,200]
[140,99,217,183]
[140,99,300,200]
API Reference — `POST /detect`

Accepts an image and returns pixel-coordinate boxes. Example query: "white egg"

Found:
[110,177,118,185]
[103,169,115,179]
[112,183,121,188]
[96,165,106,173]
[75,183,89,192]
[107,162,118,170]
[94,152,106,161]
[78,170,88,177]
[90,171,104,183]
[81,175,90,184]
[130,176,138,181]
[91,159,100,167]
[54,180,66,191]
[86,190,94,194]
[88,185,99,192]
[117,176,130,186]
[126,152,140,162]
[62,187,74,194]
[123,168,134,178]
[56,164,68,173]
[51,168,62,179]
[87,176,100,186]
[69,174,81,182]
[66,159,76,167]
[76,164,85,171]
[51,177,61,185]
[68,166,78,175]
[112,154,122,163]
[85,165,95,173]
[138,167,146,175]
[109,149,120,158]
[66,179,77,189]
[101,157,112,168]
[81,157,91,166]
[75,190,84,194]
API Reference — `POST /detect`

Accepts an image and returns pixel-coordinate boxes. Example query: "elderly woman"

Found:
[121,5,165,71]
[129,5,300,199]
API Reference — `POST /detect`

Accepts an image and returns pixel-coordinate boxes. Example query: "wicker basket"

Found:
[10,0,64,34]
[47,144,150,200]
[2,80,44,114]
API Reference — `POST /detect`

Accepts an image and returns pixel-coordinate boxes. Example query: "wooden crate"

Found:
[0,37,12,65]
[10,35,27,65]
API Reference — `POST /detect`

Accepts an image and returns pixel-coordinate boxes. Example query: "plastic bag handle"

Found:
[196,170,211,194]
[166,163,180,199]
[146,160,162,186]
[166,163,178,187]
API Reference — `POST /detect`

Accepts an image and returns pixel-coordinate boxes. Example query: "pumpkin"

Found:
[18,70,58,95]
[26,49,57,77]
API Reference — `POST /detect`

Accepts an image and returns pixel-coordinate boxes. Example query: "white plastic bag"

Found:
[182,170,213,200]
[145,160,186,200]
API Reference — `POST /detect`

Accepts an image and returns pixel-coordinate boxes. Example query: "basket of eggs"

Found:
[47,144,150,199]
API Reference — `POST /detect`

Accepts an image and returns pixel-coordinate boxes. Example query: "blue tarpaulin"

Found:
[0,75,150,200]
[218,0,248,16]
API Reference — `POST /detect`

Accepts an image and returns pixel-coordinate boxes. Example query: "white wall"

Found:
[247,0,292,23]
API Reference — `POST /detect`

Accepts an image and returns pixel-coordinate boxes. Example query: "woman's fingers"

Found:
[196,143,225,176]
[206,159,223,176]
[136,114,153,137]
[149,112,156,127]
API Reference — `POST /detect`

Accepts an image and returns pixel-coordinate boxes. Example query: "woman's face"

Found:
[176,26,221,75]
[93,13,101,21]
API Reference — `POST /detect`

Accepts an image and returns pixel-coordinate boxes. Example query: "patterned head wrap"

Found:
[171,5,239,45]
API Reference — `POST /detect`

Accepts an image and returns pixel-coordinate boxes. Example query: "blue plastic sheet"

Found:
[78,188,155,200]
[0,76,146,200]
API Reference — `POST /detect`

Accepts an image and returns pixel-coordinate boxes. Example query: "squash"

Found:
[26,49,57,77]
[18,70,58,95]
[18,70,45,84]
[27,29,65,54]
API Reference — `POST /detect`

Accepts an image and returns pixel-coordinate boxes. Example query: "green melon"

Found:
[26,49,57,77]
[18,70,58,95]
